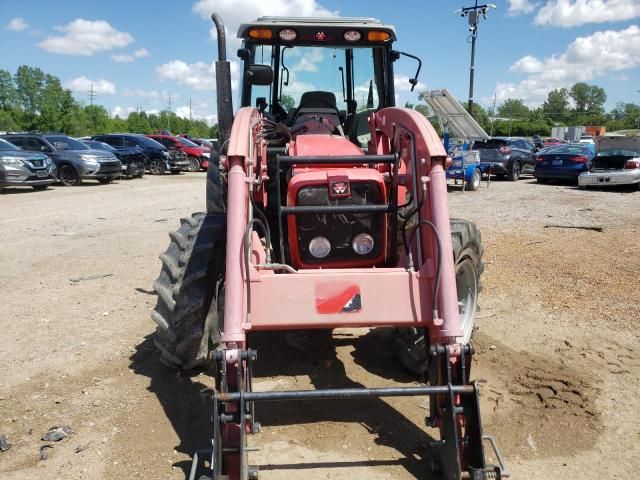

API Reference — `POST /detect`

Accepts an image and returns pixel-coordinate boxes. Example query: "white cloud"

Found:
[535,0,640,27]
[394,74,426,93]
[156,59,240,91]
[507,0,538,15]
[64,76,117,95]
[7,18,28,32]
[492,25,640,106]
[174,105,217,125]
[293,48,324,72]
[111,47,150,63]
[111,105,136,118]
[38,19,134,56]
[192,0,337,52]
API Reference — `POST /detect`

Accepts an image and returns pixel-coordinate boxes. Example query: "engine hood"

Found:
[289,134,364,157]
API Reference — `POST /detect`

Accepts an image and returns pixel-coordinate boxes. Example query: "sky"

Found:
[0,0,639,125]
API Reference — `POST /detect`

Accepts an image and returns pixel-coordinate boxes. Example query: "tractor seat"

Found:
[298,91,338,111]
[289,91,343,135]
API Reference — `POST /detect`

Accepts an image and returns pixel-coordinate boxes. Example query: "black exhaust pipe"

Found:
[211,13,233,149]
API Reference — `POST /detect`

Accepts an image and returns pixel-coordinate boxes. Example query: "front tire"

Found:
[152,213,226,369]
[187,156,201,172]
[395,218,484,375]
[58,165,81,186]
[149,158,165,175]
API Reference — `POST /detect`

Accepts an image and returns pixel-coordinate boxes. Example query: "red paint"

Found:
[315,283,361,314]
[286,168,387,269]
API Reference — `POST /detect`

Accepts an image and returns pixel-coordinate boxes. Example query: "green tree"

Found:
[37,74,77,132]
[570,82,606,114]
[497,98,529,119]
[0,69,17,110]
[543,88,570,122]
[280,94,295,111]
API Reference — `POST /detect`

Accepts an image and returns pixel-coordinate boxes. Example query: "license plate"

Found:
[552,160,562,166]
[36,170,48,178]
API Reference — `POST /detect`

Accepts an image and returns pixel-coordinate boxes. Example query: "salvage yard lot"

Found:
[0,174,638,479]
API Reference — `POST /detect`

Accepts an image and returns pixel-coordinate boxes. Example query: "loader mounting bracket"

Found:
[190,346,508,480]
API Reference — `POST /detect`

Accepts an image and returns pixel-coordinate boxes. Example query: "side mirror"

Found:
[245,64,273,86]
[40,146,51,152]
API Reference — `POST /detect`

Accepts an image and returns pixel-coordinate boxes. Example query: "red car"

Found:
[145,134,209,171]
[543,138,564,148]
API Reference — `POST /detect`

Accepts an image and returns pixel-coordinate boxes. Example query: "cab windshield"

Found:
[244,43,390,116]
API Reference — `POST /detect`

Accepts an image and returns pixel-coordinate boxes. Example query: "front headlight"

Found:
[309,236,331,259]
[352,233,375,255]
[162,151,170,157]
[79,155,99,164]
[202,152,210,158]
[0,156,24,166]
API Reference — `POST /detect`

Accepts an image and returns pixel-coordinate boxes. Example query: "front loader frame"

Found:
[192,13,507,480]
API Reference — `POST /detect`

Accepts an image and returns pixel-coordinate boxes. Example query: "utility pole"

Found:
[490,91,497,136]
[166,93,172,130]
[86,82,98,106]
[455,2,496,118]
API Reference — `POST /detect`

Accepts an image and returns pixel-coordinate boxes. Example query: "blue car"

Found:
[534,144,595,183]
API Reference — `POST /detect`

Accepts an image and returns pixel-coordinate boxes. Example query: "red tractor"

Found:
[152,14,507,480]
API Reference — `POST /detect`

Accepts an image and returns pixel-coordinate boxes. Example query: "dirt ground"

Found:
[0,173,638,479]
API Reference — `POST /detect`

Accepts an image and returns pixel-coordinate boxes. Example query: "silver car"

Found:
[579,135,640,189]
[0,138,56,190]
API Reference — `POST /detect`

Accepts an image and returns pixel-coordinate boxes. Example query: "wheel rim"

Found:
[150,160,163,174]
[59,166,78,186]
[188,157,200,172]
[512,162,521,180]
[456,257,478,344]
[472,170,481,189]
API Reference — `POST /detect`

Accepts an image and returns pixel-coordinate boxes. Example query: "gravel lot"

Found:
[0,173,638,479]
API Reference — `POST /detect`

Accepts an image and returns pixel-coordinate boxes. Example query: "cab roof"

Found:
[237,16,397,44]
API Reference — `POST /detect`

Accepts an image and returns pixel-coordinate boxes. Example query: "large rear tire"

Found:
[396,218,484,375]
[152,212,226,369]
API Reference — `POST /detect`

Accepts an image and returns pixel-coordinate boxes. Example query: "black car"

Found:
[472,137,536,181]
[92,134,189,174]
[83,140,145,178]
[1,133,121,186]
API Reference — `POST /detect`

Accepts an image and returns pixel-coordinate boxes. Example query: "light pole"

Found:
[455,2,496,118]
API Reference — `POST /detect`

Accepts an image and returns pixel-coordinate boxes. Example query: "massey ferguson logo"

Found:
[314,31,327,41]
[332,182,348,195]
[328,176,351,199]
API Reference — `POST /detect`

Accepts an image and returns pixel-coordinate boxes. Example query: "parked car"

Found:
[0,138,56,190]
[534,144,595,183]
[543,138,564,148]
[578,135,640,189]
[82,140,145,178]
[146,134,209,172]
[578,135,595,145]
[0,133,121,186]
[92,134,189,175]
[472,137,536,181]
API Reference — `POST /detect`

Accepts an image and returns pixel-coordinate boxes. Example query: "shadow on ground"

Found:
[130,328,440,479]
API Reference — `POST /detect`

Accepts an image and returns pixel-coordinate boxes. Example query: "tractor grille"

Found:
[295,181,384,264]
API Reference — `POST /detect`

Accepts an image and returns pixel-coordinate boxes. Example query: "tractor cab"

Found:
[237,17,418,148]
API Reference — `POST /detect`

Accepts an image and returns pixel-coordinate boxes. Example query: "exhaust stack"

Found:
[211,14,233,149]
